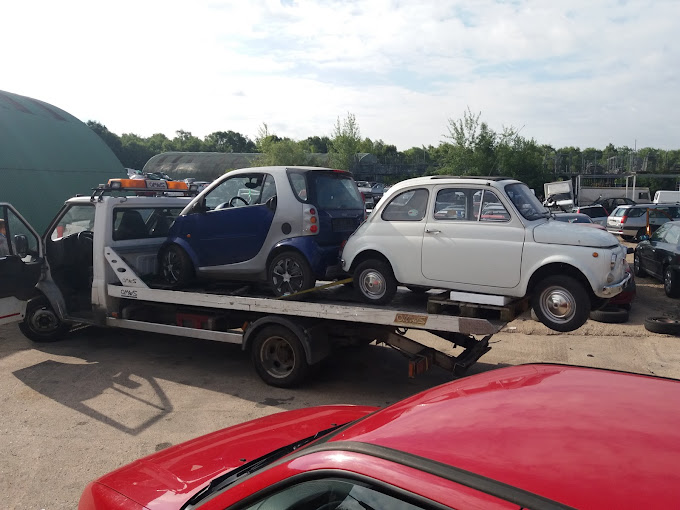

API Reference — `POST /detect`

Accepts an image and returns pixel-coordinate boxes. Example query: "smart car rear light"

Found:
[302,204,319,235]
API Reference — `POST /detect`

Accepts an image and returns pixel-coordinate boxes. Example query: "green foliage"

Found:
[253,123,316,166]
[328,113,362,170]
[87,111,680,195]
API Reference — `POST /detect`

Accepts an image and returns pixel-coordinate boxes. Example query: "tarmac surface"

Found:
[1,263,678,509]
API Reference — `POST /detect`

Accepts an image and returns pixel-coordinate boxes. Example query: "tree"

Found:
[303,136,331,153]
[203,130,256,153]
[328,113,362,171]
[87,121,123,161]
[254,123,315,166]
[120,133,155,170]
[171,130,202,152]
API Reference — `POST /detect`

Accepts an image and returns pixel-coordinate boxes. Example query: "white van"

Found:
[653,190,680,204]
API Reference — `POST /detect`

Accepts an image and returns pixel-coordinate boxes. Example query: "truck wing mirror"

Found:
[14,234,28,258]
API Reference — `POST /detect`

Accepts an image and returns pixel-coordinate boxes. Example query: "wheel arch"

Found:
[527,262,594,300]
[158,239,199,269]
[348,249,393,273]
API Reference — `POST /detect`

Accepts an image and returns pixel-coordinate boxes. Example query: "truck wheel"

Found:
[268,251,315,297]
[251,325,309,387]
[531,275,590,332]
[354,259,397,305]
[664,266,680,298]
[160,245,194,288]
[18,297,69,343]
[633,251,646,277]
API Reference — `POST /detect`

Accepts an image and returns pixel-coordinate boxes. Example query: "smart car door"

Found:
[421,187,524,289]
[181,173,276,268]
[0,204,43,325]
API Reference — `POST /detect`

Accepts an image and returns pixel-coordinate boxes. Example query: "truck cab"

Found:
[0,180,193,340]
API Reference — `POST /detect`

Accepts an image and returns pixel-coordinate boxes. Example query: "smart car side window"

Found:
[205,174,265,210]
[382,189,429,221]
[240,478,429,510]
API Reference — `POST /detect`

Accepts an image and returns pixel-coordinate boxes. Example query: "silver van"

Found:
[607,203,680,241]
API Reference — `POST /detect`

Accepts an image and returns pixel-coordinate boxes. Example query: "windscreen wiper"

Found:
[181,423,344,509]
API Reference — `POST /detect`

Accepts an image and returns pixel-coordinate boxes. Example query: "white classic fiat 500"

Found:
[341,176,630,332]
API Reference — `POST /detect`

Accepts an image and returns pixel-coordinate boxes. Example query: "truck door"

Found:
[0,204,43,325]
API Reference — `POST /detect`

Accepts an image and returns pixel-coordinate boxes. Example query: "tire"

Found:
[633,251,646,277]
[531,275,590,332]
[644,317,680,335]
[268,251,315,297]
[589,305,630,324]
[160,245,194,288]
[354,259,398,305]
[663,266,680,298]
[251,325,309,387]
[18,297,69,343]
[406,285,430,294]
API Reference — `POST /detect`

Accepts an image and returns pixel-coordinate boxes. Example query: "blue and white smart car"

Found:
[159,166,365,296]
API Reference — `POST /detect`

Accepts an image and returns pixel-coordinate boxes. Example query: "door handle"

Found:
[425,229,441,234]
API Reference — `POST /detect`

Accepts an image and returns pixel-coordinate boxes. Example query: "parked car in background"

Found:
[356,181,386,209]
[341,176,629,332]
[553,212,606,230]
[594,196,636,214]
[634,220,680,297]
[78,364,680,510]
[572,204,609,226]
[607,203,680,241]
[653,190,680,204]
[159,166,365,296]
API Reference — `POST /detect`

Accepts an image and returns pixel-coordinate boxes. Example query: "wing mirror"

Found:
[626,247,634,254]
[14,234,28,258]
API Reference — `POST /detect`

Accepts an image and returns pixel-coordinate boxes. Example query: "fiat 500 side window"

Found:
[382,189,429,221]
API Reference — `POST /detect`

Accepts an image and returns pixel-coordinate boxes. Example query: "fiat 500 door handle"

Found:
[425,229,441,234]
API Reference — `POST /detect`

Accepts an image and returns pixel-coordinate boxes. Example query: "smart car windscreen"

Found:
[505,183,550,220]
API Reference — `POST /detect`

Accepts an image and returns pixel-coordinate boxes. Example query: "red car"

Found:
[79,364,680,510]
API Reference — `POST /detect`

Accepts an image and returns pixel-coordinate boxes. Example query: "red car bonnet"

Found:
[88,405,376,510]
[331,364,680,509]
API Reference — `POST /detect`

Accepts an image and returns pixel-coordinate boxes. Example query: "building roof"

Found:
[0,90,124,230]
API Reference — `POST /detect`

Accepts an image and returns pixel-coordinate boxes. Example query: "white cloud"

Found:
[3,0,679,150]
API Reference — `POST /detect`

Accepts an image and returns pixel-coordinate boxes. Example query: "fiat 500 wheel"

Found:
[531,275,590,332]
[354,259,397,305]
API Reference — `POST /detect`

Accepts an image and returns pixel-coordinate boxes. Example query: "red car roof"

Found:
[330,364,680,509]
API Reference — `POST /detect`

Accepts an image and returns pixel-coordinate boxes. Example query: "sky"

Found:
[3,0,679,151]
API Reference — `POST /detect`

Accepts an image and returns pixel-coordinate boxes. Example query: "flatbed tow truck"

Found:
[0,179,506,387]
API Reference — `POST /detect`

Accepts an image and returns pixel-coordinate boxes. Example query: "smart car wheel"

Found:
[664,266,680,298]
[633,252,646,277]
[268,251,315,297]
[251,325,309,387]
[354,259,397,305]
[19,297,69,343]
[531,275,590,332]
[160,245,194,288]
